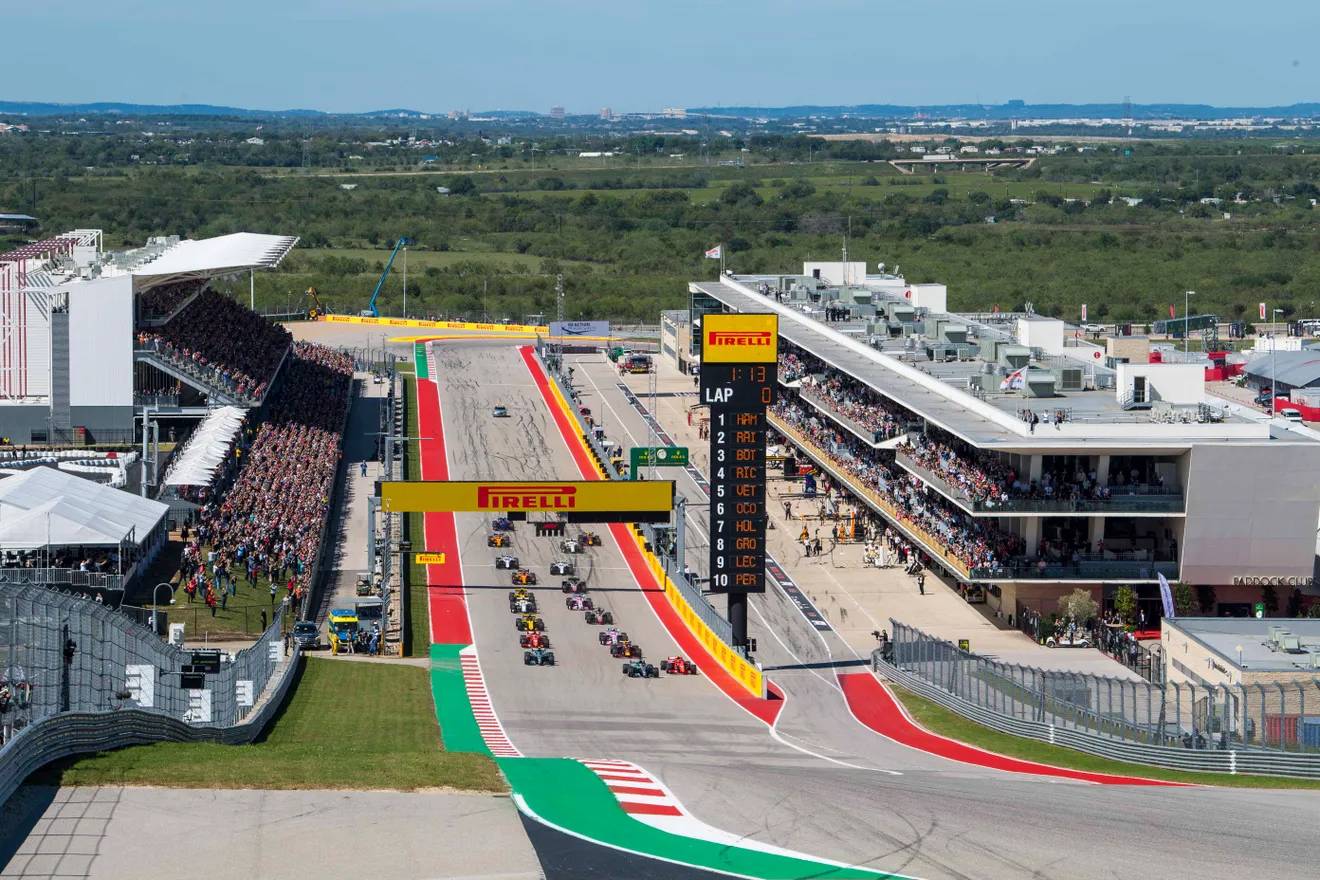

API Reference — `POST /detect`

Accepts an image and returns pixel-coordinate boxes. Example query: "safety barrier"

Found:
[322,314,548,334]
[539,356,764,698]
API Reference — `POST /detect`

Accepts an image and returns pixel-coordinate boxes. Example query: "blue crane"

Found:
[364,237,409,317]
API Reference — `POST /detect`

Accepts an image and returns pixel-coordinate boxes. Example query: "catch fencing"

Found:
[0,582,297,805]
[880,621,1320,776]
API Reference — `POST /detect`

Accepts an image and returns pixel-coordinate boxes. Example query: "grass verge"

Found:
[37,658,504,792]
[886,683,1320,789]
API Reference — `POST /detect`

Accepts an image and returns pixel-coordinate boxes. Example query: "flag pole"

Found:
[720,244,725,277]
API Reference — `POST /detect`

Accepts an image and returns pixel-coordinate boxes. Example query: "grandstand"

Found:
[0,229,298,445]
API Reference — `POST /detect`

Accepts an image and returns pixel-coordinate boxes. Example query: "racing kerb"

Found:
[527,346,766,700]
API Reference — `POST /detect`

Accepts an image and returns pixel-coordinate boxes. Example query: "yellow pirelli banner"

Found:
[323,314,548,334]
[379,480,673,519]
[700,312,778,363]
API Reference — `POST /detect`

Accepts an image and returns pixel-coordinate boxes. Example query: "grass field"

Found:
[886,684,1320,789]
[39,657,504,792]
[297,245,584,273]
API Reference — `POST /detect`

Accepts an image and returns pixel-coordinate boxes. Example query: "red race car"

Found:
[565,594,594,611]
[660,656,699,675]
[609,642,643,659]
[519,631,551,649]
[584,609,615,625]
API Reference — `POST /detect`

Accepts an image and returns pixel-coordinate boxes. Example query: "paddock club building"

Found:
[688,263,1320,621]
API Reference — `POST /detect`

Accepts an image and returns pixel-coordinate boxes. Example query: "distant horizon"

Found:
[5,96,1320,120]
[4,1,1317,114]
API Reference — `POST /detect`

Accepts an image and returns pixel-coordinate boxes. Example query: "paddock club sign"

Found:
[377,480,674,523]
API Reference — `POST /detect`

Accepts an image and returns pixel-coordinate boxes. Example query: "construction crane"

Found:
[363,237,409,317]
[305,287,326,319]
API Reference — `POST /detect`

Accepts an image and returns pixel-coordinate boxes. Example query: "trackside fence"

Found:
[876,621,1320,778]
[0,583,298,806]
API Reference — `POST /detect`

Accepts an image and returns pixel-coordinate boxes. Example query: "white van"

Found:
[1280,408,1304,424]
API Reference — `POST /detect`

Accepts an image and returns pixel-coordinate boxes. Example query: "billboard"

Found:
[549,320,611,338]
[700,313,778,363]
[379,480,673,521]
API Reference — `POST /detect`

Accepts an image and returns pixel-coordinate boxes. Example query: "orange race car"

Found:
[487,533,511,548]
[512,569,538,586]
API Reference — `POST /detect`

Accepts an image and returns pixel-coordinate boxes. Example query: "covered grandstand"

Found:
[0,229,298,444]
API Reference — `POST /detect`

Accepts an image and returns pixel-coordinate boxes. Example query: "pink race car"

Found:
[598,627,629,647]
[565,594,595,611]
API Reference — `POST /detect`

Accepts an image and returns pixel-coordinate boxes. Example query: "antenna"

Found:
[1122,95,1133,136]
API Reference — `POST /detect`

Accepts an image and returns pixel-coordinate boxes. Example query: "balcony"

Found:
[971,557,1179,581]
[895,451,1186,516]
[797,384,909,447]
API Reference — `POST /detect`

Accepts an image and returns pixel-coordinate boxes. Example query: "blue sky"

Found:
[5,1,1316,112]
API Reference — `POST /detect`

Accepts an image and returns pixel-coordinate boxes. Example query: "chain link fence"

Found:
[888,620,1320,752]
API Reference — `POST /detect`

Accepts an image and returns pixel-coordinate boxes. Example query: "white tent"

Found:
[162,406,247,487]
[0,467,168,549]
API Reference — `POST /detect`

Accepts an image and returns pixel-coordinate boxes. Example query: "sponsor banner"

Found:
[379,479,673,515]
[323,314,547,333]
[414,552,447,564]
[549,320,610,338]
[700,313,778,363]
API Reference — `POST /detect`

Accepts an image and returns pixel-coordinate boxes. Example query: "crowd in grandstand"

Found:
[177,342,352,611]
[135,279,206,321]
[780,350,908,442]
[137,290,292,401]
[772,395,1025,573]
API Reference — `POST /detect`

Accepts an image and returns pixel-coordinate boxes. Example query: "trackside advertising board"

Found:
[700,313,778,363]
[548,320,611,338]
[379,480,673,522]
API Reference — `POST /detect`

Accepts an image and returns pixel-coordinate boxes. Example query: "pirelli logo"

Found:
[701,313,778,363]
[476,484,577,510]
[378,480,673,517]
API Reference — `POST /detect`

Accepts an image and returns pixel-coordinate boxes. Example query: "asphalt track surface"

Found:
[295,319,1317,880]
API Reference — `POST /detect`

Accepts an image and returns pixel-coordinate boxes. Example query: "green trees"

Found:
[1113,586,1139,628]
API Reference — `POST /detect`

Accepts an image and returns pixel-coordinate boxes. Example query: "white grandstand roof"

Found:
[162,406,246,488]
[0,467,168,549]
[133,232,299,280]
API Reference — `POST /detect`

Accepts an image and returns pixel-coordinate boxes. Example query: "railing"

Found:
[0,567,124,592]
[874,620,1320,777]
[797,384,906,447]
[1,582,299,806]
[971,557,1178,581]
[894,450,1186,514]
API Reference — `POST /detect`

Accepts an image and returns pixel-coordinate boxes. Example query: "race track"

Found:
[421,339,1320,880]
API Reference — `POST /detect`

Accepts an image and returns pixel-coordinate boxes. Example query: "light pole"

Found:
[151,581,173,633]
[1184,290,1195,354]
[1272,308,1284,413]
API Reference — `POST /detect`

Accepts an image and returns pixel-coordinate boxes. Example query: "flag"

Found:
[1168,304,1176,319]
[704,245,722,259]
[1081,304,1088,322]
[1259,302,1267,320]
[999,365,1027,392]
[1158,572,1176,620]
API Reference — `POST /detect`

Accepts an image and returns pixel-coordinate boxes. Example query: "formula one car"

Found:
[514,614,545,632]
[549,560,575,576]
[577,530,602,547]
[559,538,585,554]
[493,405,509,418]
[584,608,615,626]
[519,631,551,649]
[610,642,644,659]
[511,569,538,586]
[487,533,512,548]
[491,516,515,532]
[561,577,588,594]
[659,656,699,675]
[622,658,659,678]
[508,588,533,603]
[494,554,519,570]
[598,627,629,646]
[564,594,594,611]
[524,647,556,666]
[509,595,537,614]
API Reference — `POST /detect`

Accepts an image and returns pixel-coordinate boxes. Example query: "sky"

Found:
[4,1,1317,113]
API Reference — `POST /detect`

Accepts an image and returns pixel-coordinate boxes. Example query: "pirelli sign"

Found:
[700,313,778,363]
[378,480,674,522]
